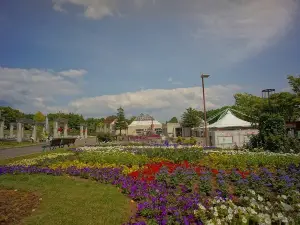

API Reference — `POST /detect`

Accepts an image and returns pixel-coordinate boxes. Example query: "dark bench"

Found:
[42,138,76,151]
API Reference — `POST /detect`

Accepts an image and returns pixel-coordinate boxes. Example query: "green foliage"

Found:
[33,111,45,122]
[168,117,178,123]
[0,106,24,127]
[270,92,300,122]
[249,113,300,153]
[234,93,265,123]
[189,137,197,145]
[115,107,127,135]
[78,152,149,166]
[97,132,113,142]
[176,136,183,144]
[86,117,105,133]
[287,75,300,95]
[181,107,202,128]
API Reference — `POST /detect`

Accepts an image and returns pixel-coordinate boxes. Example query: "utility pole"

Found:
[201,74,210,146]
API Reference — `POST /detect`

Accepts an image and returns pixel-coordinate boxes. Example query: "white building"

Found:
[207,109,258,148]
[128,113,162,136]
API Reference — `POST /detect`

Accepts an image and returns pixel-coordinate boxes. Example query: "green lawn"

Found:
[0,174,133,225]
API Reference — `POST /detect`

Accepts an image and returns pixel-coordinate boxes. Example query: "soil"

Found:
[0,189,40,225]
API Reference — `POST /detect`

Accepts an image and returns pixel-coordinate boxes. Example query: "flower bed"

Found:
[1,148,300,225]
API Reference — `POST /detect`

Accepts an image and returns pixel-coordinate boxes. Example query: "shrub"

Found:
[97,132,113,142]
[176,136,183,144]
[189,137,197,145]
[249,113,300,153]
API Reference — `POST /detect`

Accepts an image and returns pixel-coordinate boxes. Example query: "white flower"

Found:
[207,220,215,225]
[249,189,256,195]
[282,217,288,223]
[213,211,219,217]
[242,216,247,224]
[228,207,233,214]
[221,205,226,210]
[227,214,233,221]
[265,216,271,225]
[277,212,284,219]
[281,195,287,200]
[216,219,222,225]
[198,204,206,211]
[257,195,264,202]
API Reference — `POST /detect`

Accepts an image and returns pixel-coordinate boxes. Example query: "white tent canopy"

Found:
[208,109,252,128]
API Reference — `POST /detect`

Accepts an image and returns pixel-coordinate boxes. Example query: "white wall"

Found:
[128,124,162,136]
[210,129,258,148]
[163,123,181,137]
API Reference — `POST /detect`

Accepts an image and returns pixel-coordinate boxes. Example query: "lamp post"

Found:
[262,89,275,113]
[201,74,210,146]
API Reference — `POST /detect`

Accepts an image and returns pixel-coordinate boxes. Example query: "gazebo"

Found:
[207,109,258,148]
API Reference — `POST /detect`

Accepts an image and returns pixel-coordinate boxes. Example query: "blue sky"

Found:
[0,0,300,121]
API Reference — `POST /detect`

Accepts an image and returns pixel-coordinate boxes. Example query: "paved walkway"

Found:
[0,137,97,160]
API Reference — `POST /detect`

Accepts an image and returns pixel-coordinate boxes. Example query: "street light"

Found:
[201,73,210,146]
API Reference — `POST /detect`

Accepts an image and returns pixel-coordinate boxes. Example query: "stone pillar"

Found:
[21,125,24,139]
[84,127,88,139]
[45,116,49,134]
[10,123,14,138]
[53,121,58,138]
[17,122,22,143]
[32,125,37,142]
[80,125,84,138]
[64,124,68,137]
[0,120,4,139]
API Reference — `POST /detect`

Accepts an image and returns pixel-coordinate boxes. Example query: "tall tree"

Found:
[0,106,24,127]
[33,111,46,140]
[33,111,45,122]
[287,75,300,95]
[115,107,127,135]
[168,117,178,123]
[270,92,300,122]
[234,93,265,123]
[181,107,202,128]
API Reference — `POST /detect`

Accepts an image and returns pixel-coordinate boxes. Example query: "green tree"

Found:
[33,111,46,140]
[115,107,127,135]
[270,92,300,122]
[0,106,24,127]
[33,111,45,122]
[168,117,178,123]
[287,75,300,95]
[234,93,265,123]
[181,107,202,128]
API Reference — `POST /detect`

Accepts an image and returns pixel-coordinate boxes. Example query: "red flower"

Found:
[212,169,219,175]
[128,171,139,179]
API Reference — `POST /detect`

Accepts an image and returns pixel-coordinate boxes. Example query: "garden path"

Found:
[0,137,97,160]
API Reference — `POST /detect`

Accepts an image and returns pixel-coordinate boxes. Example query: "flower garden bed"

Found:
[1,147,300,225]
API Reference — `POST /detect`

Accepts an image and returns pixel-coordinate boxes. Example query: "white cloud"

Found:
[51,0,298,64]
[58,69,87,78]
[191,0,298,63]
[68,84,242,120]
[52,0,118,19]
[0,67,85,113]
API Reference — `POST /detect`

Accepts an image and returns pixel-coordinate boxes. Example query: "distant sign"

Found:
[218,136,233,144]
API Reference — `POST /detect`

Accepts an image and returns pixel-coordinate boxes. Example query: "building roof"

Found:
[208,109,252,128]
[129,113,162,127]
